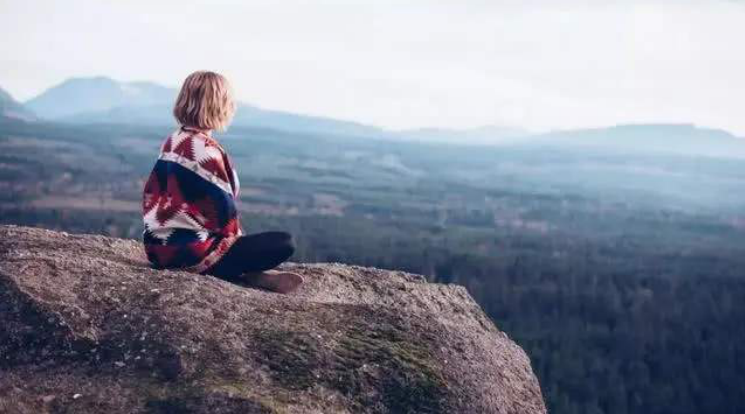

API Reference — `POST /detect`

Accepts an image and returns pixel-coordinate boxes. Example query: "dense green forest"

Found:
[1,118,744,414]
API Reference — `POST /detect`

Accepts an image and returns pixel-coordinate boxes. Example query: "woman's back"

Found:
[142,127,241,272]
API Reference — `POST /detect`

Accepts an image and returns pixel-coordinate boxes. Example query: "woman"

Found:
[142,71,303,293]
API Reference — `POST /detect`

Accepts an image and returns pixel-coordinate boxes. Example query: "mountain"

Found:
[21,77,745,157]
[398,125,531,145]
[393,123,745,158]
[25,77,173,119]
[0,225,547,413]
[396,123,745,158]
[0,86,36,121]
[24,77,529,141]
[25,76,387,138]
[232,103,387,137]
[525,123,745,158]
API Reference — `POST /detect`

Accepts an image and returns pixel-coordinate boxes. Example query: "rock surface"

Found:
[0,225,546,414]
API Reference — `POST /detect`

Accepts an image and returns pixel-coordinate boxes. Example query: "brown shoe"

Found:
[248,270,304,294]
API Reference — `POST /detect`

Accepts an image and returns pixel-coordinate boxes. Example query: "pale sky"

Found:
[1,0,744,134]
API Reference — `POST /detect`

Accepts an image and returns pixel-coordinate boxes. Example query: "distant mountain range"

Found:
[14,77,537,142]
[23,77,386,138]
[0,86,36,121]
[25,77,173,120]
[3,76,745,158]
[524,124,745,159]
[400,125,532,145]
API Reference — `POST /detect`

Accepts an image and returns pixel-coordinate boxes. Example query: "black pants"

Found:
[205,232,295,280]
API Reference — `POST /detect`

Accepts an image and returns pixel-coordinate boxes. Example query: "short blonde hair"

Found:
[173,71,236,131]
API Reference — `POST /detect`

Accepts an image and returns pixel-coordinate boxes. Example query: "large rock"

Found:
[0,225,546,414]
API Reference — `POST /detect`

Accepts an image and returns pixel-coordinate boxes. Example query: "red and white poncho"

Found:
[142,127,242,273]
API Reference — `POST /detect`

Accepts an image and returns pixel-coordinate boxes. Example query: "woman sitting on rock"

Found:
[142,71,303,293]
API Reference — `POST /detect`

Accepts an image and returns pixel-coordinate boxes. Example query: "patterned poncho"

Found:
[142,127,242,273]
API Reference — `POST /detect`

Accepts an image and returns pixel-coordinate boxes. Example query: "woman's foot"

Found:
[243,270,304,293]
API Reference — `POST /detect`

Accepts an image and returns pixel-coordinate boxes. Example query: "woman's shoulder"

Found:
[157,128,235,193]
[162,127,226,155]
[186,128,227,151]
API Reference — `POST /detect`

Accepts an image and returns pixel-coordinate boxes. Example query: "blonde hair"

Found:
[173,71,236,131]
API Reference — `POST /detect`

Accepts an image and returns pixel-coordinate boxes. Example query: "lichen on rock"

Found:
[0,225,546,414]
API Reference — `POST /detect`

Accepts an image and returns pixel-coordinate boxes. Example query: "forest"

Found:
[1,117,744,414]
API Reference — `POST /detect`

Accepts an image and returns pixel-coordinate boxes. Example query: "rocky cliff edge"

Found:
[0,225,546,414]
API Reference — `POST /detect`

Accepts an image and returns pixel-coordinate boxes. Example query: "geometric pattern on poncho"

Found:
[142,127,242,273]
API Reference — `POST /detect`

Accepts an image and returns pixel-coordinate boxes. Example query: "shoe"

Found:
[250,270,304,294]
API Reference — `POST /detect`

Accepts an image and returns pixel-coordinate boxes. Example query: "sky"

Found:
[1,0,744,134]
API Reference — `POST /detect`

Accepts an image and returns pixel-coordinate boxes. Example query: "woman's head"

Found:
[173,71,236,132]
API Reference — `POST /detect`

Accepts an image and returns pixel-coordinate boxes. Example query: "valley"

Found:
[2,115,745,414]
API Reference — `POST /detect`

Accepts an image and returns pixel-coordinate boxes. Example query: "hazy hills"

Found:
[12,77,534,141]
[25,76,173,119]
[0,86,36,121]
[4,76,745,158]
[524,123,745,159]
[399,125,532,145]
[23,76,386,138]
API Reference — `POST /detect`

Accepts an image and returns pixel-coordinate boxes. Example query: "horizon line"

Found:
[4,75,744,138]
